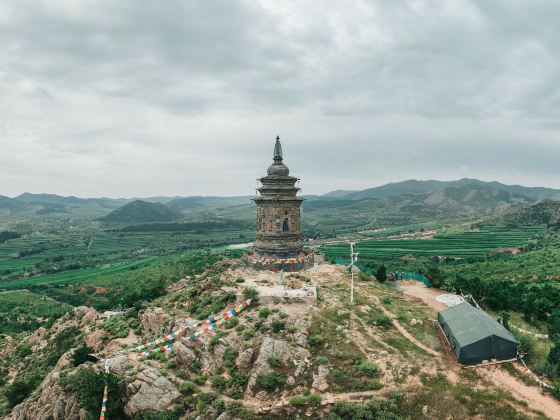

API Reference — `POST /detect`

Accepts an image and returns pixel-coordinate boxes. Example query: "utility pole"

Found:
[346,240,359,304]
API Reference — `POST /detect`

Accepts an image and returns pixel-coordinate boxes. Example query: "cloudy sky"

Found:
[1,0,559,198]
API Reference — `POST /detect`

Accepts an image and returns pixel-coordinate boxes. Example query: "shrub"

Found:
[211,375,228,392]
[267,356,282,368]
[223,347,239,369]
[224,318,240,329]
[551,382,560,399]
[230,371,249,389]
[548,340,560,366]
[289,395,307,406]
[355,379,383,390]
[271,320,286,333]
[63,367,125,418]
[371,314,392,329]
[191,360,203,372]
[332,369,346,382]
[288,325,297,333]
[137,411,180,420]
[376,265,387,283]
[243,288,258,300]
[316,356,329,365]
[259,308,270,319]
[102,315,129,338]
[209,330,227,351]
[17,344,32,359]
[179,381,199,395]
[258,372,286,390]
[307,392,322,406]
[193,374,207,385]
[309,334,325,346]
[356,361,379,377]
[4,376,40,408]
[235,277,245,283]
[72,345,94,367]
[226,400,245,416]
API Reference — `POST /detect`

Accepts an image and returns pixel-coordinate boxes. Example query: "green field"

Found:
[0,228,254,284]
[321,226,545,259]
[0,290,72,334]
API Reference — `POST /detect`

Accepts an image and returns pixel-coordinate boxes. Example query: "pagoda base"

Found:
[243,249,312,272]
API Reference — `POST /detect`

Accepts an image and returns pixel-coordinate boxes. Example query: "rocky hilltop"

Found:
[2,260,558,419]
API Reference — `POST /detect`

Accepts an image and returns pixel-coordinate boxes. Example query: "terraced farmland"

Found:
[321,226,545,259]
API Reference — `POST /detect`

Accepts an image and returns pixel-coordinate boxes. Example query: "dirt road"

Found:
[398,280,560,419]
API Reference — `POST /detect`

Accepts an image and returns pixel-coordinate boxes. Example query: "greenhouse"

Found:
[438,302,519,365]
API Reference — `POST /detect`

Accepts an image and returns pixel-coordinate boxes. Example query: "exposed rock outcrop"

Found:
[312,364,330,391]
[8,352,81,420]
[125,367,181,417]
[236,347,254,370]
[140,308,169,336]
[85,329,107,352]
[175,341,197,367]
[246,338,311,396]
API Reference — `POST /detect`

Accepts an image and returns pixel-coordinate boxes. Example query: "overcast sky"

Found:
[1,0,559,198]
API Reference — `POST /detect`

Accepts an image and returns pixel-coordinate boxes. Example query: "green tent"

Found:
[438,302,519,365]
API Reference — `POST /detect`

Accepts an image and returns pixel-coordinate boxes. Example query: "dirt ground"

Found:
[397,280,560,419]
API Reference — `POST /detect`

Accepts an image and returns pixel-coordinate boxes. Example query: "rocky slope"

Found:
[1,262,558,419]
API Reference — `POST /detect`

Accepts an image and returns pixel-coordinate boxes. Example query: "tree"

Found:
[547,340,560,366]
[548,310,560,339]
[500,312,511,330]
[63,367,125,418]
[4,377,39,408]
[375,265,387,283]
[546,340,560,379]
[425,266,444,288]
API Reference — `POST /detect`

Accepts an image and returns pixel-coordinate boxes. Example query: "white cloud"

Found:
[0,0,559,197]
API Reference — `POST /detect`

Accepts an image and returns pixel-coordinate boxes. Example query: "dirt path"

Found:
[364,292,440,357]
[399,280,560,419]
[398,281,447,311]
[479,366,559,419]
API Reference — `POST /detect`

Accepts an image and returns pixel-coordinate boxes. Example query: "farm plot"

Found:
[321,226,544,259]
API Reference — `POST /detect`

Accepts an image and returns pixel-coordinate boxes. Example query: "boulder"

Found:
[125,367,181,417]
[108,355,131,376]
[236,347,254,370]
[85,329,107,352]
[312,365,329,391]
[175,341,197,367]
[140,308,169,336]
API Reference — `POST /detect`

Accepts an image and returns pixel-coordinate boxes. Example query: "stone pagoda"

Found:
[251,136,305,271]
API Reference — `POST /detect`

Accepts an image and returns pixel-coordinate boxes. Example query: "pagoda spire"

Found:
[273,136,283,163]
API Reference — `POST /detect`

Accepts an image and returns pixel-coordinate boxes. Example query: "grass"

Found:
[398,374,538,419]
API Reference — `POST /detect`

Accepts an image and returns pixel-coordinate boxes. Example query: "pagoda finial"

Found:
[273,136,283,162]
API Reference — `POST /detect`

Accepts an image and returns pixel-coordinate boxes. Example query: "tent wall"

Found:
[438,310,519,365]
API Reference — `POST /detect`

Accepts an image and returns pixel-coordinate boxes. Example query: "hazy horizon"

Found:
[3,176,560,200]
[2,1,560,197]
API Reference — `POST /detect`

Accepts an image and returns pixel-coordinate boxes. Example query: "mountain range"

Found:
[2,178,560,225]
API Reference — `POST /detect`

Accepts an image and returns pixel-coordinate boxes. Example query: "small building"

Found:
[437,302,519,365]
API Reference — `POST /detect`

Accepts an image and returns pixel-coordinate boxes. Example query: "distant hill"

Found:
[101,200,182,223]
[321,190,358,199]
[479,199,560,228]
[330,178,560,201]
[166,196,251,213]
[3,179,560,228]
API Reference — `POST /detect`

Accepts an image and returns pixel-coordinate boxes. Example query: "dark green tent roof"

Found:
[438,302,518,347]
